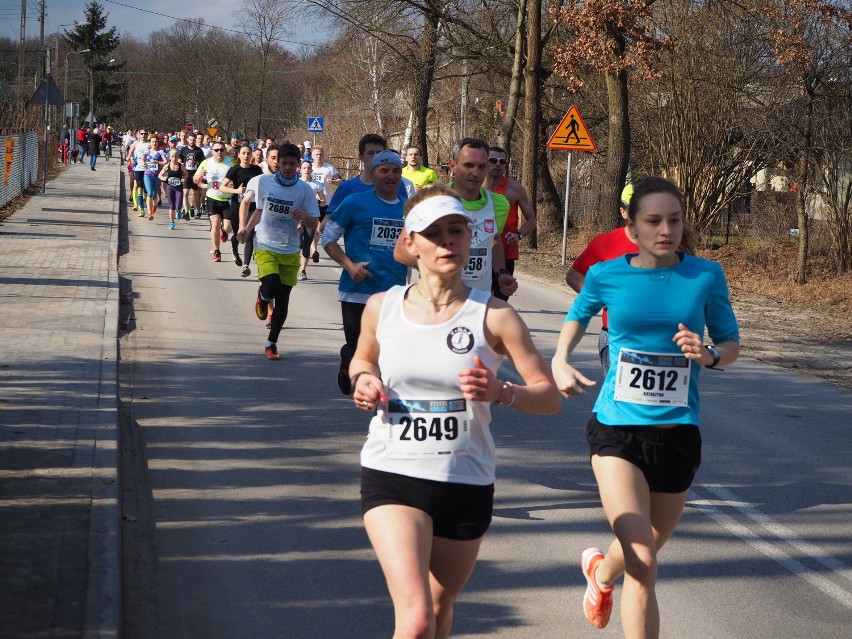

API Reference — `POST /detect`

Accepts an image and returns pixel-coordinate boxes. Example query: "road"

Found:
[118,186,851,638]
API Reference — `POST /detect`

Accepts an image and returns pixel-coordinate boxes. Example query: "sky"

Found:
[0,0,322,51]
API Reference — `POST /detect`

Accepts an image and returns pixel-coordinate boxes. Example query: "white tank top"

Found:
[360,285,503,485]
[463,190,498,292]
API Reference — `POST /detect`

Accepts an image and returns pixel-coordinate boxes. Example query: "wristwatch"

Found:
[704,344,721,369]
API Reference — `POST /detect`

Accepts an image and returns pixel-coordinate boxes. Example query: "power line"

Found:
[101,0,321,49]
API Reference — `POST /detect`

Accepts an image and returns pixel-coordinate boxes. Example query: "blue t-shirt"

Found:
[330,190,407,296]
[566,253,739,427]
[327,176,409,213]
[143,150,165,176]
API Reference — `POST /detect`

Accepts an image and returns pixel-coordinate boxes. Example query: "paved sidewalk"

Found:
[0,159,122,638]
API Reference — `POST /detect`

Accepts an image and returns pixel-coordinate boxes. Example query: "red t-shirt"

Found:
[570,227,636,328]
[494,177,521,260]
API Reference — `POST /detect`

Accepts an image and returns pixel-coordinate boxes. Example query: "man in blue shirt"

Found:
[321,150,407,394]
[326,134,410,214]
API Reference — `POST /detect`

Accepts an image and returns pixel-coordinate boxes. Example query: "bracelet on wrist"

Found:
[498,380,515,407]
[350,372,368,389]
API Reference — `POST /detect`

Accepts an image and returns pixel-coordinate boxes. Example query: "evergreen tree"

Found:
[63,1,123,123]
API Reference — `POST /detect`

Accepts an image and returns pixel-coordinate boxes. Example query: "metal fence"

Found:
[0,132,39,209]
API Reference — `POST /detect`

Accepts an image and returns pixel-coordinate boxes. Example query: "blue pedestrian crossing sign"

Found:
[307,117,324,133]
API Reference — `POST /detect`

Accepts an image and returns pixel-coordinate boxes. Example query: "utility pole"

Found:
[18,0,26,86]
[38,0,45,81]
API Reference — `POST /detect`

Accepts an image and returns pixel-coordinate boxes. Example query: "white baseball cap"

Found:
[304,140,312,148]
[404,196,475,233]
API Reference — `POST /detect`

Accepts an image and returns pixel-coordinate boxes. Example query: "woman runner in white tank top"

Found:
[349,184,560,638]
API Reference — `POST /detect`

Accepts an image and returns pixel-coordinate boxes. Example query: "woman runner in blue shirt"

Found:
[552,176,740,639]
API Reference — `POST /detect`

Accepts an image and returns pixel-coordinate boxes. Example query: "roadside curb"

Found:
[83,162,122,638]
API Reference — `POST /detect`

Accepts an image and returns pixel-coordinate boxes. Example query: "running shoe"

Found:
[176,211,182,220]
[265,344,279,360]
[337,366,352,395]
[213,250,221,262]
[255,286,268,320]
[241,265,251,278]
[581,548,614,629]
[169,222,175,230]
[220,228,228,242]
[148,211,154,220]
[233,253,243,267]
[131,204,138,211]
[311,250,320,263]
[265,319,272,330]
[138,210,145,217]
[189,206,195,218]
[297,271,307,281]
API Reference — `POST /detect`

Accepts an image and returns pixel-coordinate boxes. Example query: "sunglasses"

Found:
[211,148,225,152]
[488,157,507,165]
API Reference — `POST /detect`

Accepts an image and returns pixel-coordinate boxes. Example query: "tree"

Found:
[63,1,121,122]
[549,0,670,228]
[241,0,290,139]
[631,1,776,236]
[757,0,852,283]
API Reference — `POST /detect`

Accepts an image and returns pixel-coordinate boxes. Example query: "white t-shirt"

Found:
[246,174,320,254]
[197,157,233,200]
[304,179,323,203]
[310,162,339,205]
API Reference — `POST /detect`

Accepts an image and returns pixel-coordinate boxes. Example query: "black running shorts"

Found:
[361,467,493,541]
[586,414,701,493]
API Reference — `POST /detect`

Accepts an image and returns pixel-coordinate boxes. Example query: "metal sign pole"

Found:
[561,151,573,266]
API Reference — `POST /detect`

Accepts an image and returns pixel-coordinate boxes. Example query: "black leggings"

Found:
[340,301,365,372]
[260,274,293,344]
[243,229,255,266]
[300,228,315,259]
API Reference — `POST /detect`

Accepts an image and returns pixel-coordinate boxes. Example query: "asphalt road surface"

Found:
[118,198,851,638]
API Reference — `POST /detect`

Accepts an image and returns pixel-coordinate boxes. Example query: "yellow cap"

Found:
[620,183,634,206]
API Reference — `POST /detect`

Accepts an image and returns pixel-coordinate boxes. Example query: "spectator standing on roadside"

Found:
[87,127,102,171]
[78,126,88,161]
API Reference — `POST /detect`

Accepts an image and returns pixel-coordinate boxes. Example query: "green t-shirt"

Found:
[402,165,440,189]
[451,185,510,232]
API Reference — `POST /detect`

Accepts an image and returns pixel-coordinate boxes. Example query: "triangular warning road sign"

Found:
[547,106,596,152]
[28,74,65,106]
[308,118,323,132]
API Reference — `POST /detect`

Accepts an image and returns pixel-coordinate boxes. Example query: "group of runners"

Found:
[118,127,740,639]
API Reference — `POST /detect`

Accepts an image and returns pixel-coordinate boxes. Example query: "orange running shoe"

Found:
[582,548,614,629]
[255,285,268,321]
[265,344,279,360]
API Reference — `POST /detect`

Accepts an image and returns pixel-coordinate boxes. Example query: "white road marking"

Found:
[690,484,852,608]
